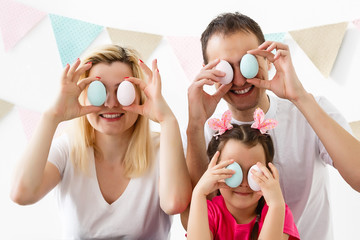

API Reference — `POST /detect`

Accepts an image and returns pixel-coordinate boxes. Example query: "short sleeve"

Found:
[315,96,353,166]
[284,204,300,240]
[47,134,70,177]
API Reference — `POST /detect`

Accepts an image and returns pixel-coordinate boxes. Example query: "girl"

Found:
[187,109,299,240]
[10,44,191,239]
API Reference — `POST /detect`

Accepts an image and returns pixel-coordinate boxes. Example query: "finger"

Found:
[256,162,272,179]
[125,77,148,91]
[77,76,101,90]
[67,58,81,79]
[247,49,275,63]
[212,168,235,176]
[61,64,71,82]
[213,159,235,170]
[246,78,272,90]
[273,49,289,61]
[139,59,153,82]
[72,62,93,83]
[209,151,220,168]
[212,83,232,102]
[202,58,221,70]
[79,105,102,116]
[217,182,232,190]
[268,162,279,180]
[194,71,223,83]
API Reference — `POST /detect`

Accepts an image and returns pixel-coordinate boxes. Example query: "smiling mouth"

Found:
[100,113,124,119]
[231,85,254,95]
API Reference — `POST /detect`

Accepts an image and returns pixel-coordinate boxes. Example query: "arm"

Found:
[253,162,288,240]
[181,59,232,229]
[10,60,100,205]
[187,152,234,240]
[248,42,360,192]
[125,59,192,215]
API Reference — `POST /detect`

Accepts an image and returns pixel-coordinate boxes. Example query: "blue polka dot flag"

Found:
[49,14,104,67]
[264,32,286,43]
[264,32,286,54]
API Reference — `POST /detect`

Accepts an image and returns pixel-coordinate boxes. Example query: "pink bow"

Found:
[208,110,233,138]
[251,108,277,134]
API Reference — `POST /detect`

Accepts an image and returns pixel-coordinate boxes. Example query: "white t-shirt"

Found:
[48,134,171,240]
[184,95,351,240]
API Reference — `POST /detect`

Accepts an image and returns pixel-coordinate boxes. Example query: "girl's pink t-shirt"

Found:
[207,195,300,240]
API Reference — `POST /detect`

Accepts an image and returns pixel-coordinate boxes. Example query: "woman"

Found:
[10,44,191,239]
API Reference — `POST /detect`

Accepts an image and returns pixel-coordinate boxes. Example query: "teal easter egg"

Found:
[225,162,243,188]
[87,81,106,106]
[240,54,259,79]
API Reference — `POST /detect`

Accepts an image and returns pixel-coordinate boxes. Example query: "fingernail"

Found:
[124,77,129,79]
[86,62,92,65]
[157,68,159,72]
[96,76,101,79]
[139,59,144,63]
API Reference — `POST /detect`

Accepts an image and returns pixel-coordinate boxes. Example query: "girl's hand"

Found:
[194,151,235,196]
[247,41,308,103]
[50,59,101,123]
[124,59,173,123]
[251,162,284,208]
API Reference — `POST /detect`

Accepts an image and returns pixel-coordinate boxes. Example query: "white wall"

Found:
[1,0,360,239]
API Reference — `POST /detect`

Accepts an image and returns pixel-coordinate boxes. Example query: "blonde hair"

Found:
[69,44,153,177]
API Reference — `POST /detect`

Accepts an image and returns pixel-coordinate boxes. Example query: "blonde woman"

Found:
[10,44,191,239]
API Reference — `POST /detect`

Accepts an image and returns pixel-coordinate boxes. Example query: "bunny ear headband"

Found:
[208,108,277,138]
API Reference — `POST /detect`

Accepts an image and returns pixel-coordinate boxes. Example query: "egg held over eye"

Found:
[248,164,262,191]
[215,60,233,85]
[225,162,243,188]
[87,80,106,106]
[240,54,259,79]
[117,80,136,106]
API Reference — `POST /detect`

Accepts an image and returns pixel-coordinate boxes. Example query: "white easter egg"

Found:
[117,80,135,106]
[248,164,262,191]
[215,60,233,85]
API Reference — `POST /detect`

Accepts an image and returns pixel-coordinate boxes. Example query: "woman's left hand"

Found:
[123,59,173,123]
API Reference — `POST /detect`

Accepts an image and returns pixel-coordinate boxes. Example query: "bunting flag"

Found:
[350,121,360,140]
[265,32,286,43]
[353,19,360,30]
[166,36,203,81]
[49,14,104,67]
[106,28,163,62]
[0,99,14,120]
[0,0,46,51]
[17,107,69,141]
[289,22,348,78]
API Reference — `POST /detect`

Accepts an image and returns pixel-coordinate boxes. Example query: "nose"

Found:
[104,91,119,108]
[232,65,247,87]
[239,171,250,188]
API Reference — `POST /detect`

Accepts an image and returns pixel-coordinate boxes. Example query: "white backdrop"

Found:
[1,0,360,239]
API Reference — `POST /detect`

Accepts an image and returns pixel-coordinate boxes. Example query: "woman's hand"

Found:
[251,162,284,207]
[247,41,308,103]
[124,59,174,123]
[194,151,235,197]
[49,59,101,123]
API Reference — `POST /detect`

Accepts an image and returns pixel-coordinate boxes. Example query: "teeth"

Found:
[233,86,252,94]
[101,114,122,119]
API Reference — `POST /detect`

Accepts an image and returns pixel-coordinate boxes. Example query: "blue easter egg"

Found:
[240,54,259,79]
[225,162,243,188]
[87,81,106,106]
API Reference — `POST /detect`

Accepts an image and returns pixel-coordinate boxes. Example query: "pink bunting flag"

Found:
[0,0,47,51]
[166,36,203,81]
[353,19,360,31]
[17,107,68,141]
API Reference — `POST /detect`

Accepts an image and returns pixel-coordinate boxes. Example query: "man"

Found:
[183,12,360,240]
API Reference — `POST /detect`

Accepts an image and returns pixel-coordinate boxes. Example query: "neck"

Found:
[229,94,270,122]
[227,201,258,224]
[94,129,133,164]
